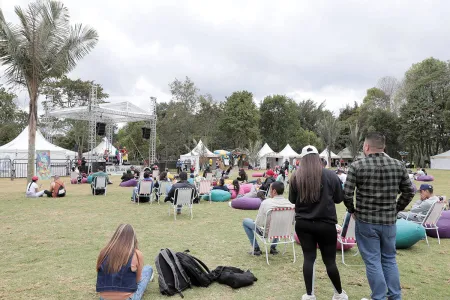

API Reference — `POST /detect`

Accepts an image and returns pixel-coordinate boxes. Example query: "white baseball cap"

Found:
[300,145,319,157]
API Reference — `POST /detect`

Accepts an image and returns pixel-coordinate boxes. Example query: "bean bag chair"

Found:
[70,178,77,184]
[396,219,425,249]
[294,232,354,251]
[119,179,138,187]
[252,173,264,178]
[81,178,88,184]
[416,175,434,182]
[240,184,253,194]
[87,175,93,184]
[427,210,450,238]
[230,189,238,199]
[205,189,231,202]
[231,197,261,210]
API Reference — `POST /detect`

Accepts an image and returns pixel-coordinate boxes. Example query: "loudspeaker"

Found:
[96,123,106,136]
[142,127,151,139]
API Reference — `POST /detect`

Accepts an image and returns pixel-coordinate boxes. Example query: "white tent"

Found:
[278,144,300,165]
[83,137,117,157]
[0,126,76,160]
[257,143,281,169]
[431,150,450,170]
[338,147,364,160]
[319,149,339,159]
[180,140,218,172]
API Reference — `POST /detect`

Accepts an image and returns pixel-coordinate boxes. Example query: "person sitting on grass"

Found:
[96,224,153,300]
[25,176,45,198]
[237,168,248,182]
[43,175,66,198]
[165,172,197,214]
[242,181,294,256]
[91,166,110,195]
[397,184,439,222]
[239,178,262,198]
[131,172,153,203]
[121,169,134,182]
[212,178,229,192]
[260,169,276,192]
[130,166,140,179]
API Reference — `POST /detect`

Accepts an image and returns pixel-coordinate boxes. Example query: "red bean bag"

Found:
[252,173,264,178]
[81,178,88,184]
[119,179,138,187]
[417,175,434,182]
[427,210,450,238]
[231,197,261,210]
[294,232,354,251]
[70,178,77,184]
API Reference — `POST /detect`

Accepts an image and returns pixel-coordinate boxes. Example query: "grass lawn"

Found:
[0,169,449,300]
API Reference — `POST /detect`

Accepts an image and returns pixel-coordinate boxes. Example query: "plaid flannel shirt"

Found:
[343,153,415,225]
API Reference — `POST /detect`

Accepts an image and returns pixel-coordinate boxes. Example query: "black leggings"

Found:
[295,219,342,295]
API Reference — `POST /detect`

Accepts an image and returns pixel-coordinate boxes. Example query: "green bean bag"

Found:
[396,219,425,249]
[87,175,93,184]
[201,189,231,202]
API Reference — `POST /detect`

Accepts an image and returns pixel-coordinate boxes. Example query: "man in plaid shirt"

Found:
[343,133,414,300]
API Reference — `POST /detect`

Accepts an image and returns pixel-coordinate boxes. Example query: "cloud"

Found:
[2,0,450,113]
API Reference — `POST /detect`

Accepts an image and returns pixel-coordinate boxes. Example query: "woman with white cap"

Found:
[289,145,348,300]
[25,176,46,198]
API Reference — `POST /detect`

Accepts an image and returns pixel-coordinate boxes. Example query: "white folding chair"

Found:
[155,181,171,205]
[92,176,107,196]
[198,180,212,203]
[205,173,213,181]
[135,181,153,205]
[408,201,446,246]
[337,213,361,266]
[253,207,296,265]
[168,188,195,220]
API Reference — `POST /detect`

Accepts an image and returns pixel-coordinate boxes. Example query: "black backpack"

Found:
[175,250,213,287]
[211,266,257,289]
[155,248,191,297]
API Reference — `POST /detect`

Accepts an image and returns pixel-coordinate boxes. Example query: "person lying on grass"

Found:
[242,181,294,256]
[96,224,153,300]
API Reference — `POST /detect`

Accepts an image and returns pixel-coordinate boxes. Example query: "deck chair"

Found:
[92,176,107,196]
[152,170,160,180]
[154,181,171,205]
[408,201,446,246]
[198,180,212,203]
[337,212,361,266]
[135,181,153,205]
[253,207,296,265]
[168,188,195,220]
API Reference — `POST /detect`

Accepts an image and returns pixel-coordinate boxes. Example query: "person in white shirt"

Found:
[242,181,294,256]
[336,169,347,184]
[25,176,45,198]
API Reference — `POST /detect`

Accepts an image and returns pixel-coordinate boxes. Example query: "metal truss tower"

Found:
[149,96,157,164]
[88,85,98,168]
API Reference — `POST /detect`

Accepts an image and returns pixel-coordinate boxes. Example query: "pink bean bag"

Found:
[231,197,261,210]
[81,178,88,184]
[294,232,355,251]
[70,178,77,184]
[417,175,434,182]
[241,184,253,194]
[252,173,264,178]
[119,179,138,187]
[230,189,238,199]
[427,210,450,238]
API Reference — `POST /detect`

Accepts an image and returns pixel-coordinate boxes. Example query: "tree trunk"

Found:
[27,91,38,181]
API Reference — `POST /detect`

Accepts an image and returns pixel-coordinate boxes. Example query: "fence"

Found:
[0,159,73,179]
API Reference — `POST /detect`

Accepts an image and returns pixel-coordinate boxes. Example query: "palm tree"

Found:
[318,114,340,166]
[238,140,262,168]
[347,123,362,161]
[0,0,98,180]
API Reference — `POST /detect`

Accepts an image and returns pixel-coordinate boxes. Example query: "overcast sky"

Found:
[2,0,450,113]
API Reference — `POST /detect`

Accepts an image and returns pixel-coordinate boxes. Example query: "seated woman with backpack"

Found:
[96,224,153,300]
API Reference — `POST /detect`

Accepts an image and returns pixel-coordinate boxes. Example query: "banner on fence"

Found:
[106,165,145,175]
[36,150,51,180]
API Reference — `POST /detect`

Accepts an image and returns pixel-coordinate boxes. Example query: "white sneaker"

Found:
[332,290,348,300]
[302,294,316,300]
[361,298,370,300]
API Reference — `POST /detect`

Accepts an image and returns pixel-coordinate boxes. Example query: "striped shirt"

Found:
[343,152,414,225]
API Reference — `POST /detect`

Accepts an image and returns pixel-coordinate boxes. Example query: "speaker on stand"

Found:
[142,128,151,139]
[96,123,106,136]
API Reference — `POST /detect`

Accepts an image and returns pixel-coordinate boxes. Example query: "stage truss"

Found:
[47,85,157,166]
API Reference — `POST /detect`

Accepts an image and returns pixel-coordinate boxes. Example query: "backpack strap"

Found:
[161,249,189,297]
[167,248,191,286]
[183,251,211,274]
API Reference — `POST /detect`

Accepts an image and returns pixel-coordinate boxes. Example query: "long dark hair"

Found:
[232,179,240,194]
[159,171,168,181]
[295,154,322,203]
[219,178,225,186]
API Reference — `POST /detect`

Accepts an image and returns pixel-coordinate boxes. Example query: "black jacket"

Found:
[288,169,343,224]
[261,177,275,191]
[165,180,196,202]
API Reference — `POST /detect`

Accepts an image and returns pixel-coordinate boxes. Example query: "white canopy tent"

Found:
[257,143,281,169]
[180,140,218,172]
[83,137,117,157]
[278,144,300,165]
[319,149,339,167]
[338,147,364,161]
[0,126,76,160]
[431,150,450,170]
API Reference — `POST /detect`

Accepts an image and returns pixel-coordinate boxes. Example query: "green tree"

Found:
[219,91,260,148]
[366,109,401,158]
[259,94,301,152]
[336,102,360,150]
[169,76,199,111]
[362,87,390,111]
[318,114,341,165]
[117,121,149,163]
[194,94,223,150]
[347,123,362,161]
[297,99,326,135]
[0,0,98,180]
[237,140,262,167]
[0,87,28,145]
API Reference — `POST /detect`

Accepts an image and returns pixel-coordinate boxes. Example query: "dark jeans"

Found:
[44,190,66,197]
[295,219,342,296]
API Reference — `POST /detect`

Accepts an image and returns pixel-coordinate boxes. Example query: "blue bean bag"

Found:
[231,197,261,210]
[396,219,425,249]
[119,179,138,187]
[416,175,434,182]
[202,189,231,202]
[87,175,93,184]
